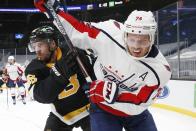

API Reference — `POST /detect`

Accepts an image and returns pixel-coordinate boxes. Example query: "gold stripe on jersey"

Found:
[46,47,62,68]
[63,104,90,121]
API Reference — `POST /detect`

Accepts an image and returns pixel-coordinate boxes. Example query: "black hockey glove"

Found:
[50,50,79,86]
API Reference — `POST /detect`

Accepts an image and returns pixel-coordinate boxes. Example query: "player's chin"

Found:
[37,55,44,61]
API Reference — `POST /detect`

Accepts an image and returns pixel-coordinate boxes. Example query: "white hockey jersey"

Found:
[54,11,171,116]
[5,62,23,81]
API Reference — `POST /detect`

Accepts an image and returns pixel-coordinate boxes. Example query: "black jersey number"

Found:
[58,74,80,99]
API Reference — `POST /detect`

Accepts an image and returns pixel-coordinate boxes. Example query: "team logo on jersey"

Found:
[157,86,170,99]
[101,64,147,92]
[27,74,37,85]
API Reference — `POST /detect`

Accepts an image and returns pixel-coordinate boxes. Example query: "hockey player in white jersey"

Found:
[35,1,171,131]
[5,56,26,105]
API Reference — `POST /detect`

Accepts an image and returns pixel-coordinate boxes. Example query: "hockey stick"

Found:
[6,87,9,109]
[44,1,134,93]
[44,0,92,83]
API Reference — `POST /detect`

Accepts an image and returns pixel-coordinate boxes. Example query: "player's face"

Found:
[33,41,52,61]
[8,59,14,64]
[126,33,151,58]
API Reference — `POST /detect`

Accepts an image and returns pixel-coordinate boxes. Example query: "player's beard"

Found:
[37,51,52,63]
[45,50,55,63]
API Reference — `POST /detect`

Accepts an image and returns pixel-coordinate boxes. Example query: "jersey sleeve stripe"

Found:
[17,66,23,75]
[58,11,100,39]
[116,85,159,104]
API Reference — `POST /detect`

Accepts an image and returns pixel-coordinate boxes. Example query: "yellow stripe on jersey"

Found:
[63,104,90,121]
[46,47,62,68]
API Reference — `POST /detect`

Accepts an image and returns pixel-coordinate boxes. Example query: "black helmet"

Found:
[30,25,57,42]
[28,25,60,52]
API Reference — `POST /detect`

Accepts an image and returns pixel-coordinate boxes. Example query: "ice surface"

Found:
[0,89,196,131]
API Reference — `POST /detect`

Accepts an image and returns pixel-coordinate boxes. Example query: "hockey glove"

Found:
[34,0,61,18]
[88,80,119,104]
[34,0,47,12]
[50,50,79,85]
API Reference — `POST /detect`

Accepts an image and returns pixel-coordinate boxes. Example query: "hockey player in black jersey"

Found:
[25,25,96,131]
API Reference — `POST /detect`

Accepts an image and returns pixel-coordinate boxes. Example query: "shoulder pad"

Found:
[25,59,50,80]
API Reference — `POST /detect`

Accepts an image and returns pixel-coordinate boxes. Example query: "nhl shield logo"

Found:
[157,86,170,99]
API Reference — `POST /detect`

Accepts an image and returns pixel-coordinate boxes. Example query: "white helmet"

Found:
[8,56,15,60]
[124,10,157,45]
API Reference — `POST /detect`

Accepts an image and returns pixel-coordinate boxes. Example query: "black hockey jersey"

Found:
[25,47,96,125]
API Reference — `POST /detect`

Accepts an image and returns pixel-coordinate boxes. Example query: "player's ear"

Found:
[49,40,57,51]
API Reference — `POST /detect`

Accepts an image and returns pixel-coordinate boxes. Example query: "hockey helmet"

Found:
[8,55,15,60]
[28,25,58,52]
[8,55,15,64]
[124,10,157,46]
[29,26,57,43]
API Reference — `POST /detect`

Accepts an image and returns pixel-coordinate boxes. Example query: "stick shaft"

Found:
[45,1,92,82]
